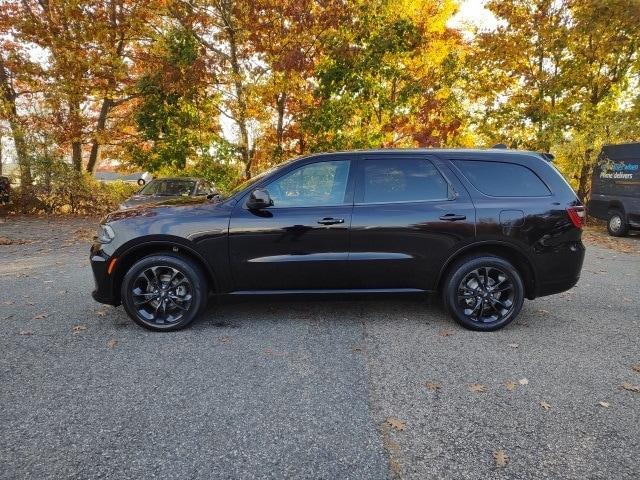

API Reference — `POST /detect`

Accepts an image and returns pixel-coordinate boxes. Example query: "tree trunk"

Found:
[9,119,31,186]
[69,99,83,171]
[275,92,286,158]
[225,13,252,178]
[577,148,594,202]
[86,98,113,173]
[0,56,32,185]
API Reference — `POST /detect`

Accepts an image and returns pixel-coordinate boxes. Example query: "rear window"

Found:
[454,160,551,197]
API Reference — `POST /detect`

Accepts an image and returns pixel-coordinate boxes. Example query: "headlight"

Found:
[97,224,115,244]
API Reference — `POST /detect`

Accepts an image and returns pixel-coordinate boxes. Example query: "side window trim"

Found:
[242,158,356,210]
[354,156,456,205]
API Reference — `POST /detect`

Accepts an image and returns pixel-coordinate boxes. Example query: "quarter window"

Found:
[454,160,551,197]
[359,158,449,204]
[265,160,351,207]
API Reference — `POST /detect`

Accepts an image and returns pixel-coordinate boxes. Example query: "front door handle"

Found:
[439,213,467,221]
[317,217,345,225]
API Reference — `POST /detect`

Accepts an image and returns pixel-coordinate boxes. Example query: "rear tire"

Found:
[121,254,208,331]
[607,210,628,237]
[442,255,524,331]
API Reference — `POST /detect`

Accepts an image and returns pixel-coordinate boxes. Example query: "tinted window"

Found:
[359,158,449,203]
[266,160,350,207]
[454,160,551,197]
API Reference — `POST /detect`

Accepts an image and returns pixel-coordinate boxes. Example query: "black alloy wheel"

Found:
[443,255,524,331]
[121,255,207,331]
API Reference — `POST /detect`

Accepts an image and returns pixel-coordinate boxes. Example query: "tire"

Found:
[607,210,628,237]
[442,255,524,332]
[121,254,208,331]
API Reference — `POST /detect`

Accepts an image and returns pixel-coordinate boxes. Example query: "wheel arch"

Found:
[436,242,537,300]
[607,201,626,216]
[111,237,218,303]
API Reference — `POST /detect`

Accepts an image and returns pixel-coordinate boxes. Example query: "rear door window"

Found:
[357,158,450,204]
[454,160,551,197]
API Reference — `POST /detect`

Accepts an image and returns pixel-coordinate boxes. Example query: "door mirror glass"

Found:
[247,188,274,210]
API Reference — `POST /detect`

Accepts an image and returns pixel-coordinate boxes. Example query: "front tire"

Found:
[121,254,208,331]
[607,210,628,237]
[442,255,524,331]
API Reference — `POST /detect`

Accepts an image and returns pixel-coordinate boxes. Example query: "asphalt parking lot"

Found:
[1,216,639,479]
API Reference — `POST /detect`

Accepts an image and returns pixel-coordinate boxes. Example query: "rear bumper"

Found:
[90,244,119,306]
[533,241,585,298]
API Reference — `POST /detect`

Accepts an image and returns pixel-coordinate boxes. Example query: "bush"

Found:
[10,172,137,215]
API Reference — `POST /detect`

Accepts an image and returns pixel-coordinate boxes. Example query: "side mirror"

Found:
[247,188,273,210]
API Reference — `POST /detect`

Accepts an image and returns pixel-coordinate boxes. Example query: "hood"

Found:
[120,194,207,209]
[105,196,223,224]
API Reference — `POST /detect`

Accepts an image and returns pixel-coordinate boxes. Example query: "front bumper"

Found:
[90,243,120,306]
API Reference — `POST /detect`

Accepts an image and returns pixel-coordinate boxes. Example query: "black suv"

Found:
[90,149,585,332]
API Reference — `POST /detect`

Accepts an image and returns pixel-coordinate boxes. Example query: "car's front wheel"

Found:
[442,255,524,331]
[121,254,208,331]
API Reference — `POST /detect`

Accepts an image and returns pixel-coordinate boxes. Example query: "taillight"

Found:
[566,206,585,229]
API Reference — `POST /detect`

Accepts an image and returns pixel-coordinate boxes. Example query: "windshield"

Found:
[139,179,196,196]
[226,157,302,198]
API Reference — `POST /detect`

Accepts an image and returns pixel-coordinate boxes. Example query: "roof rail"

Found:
[540,152,555,162]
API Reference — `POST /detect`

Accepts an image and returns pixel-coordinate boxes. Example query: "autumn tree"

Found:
[471,0,640,199]
[469,0,570,151]
[245,0,348,167]
[562,0,640,199]
[302,0,466,152]
[1,0,157,174]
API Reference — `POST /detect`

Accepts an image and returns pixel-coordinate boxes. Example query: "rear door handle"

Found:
[317,217,345,225]
[439,213,467,221]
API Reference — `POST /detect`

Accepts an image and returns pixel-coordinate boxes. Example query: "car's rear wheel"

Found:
[607,210,628,237]
[442,255,524,331]
[121,254,207,331]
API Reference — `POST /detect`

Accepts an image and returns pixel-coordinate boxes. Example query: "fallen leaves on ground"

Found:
[19,330,33,335]
[469,383,487,393]
[425,382,441,391]
[505,381,518,392]
[352,345,363,352]
[218,335,231,343]
[508,343,519,349]
[582,227,639,254]
[72,325,87,335]
[96,309,108,317]
[386,417,406,431]
[0,236,29,245]
[493,450,508,467]
[535,309,549,315]
[632,364,640,373]
[519,378,529,386]
[598,401,610,408]
[539,400,552,411]
[2,300,14,305]
[620,382,640,393]
[33,313,48,320]
[107,339,118,348]
[438,329,454,337]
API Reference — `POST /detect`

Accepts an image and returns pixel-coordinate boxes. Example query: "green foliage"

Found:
[128,27,226,172]
[302,0,465,152]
